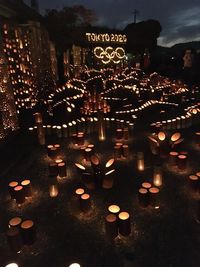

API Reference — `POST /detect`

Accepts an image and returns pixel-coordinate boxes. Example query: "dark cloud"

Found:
[25,0,200,46]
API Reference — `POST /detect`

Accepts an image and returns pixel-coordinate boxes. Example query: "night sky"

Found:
[25,0,200,47]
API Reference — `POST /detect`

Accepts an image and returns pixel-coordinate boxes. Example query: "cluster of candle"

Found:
[168,151,188,171]
[81,91,110,115]
[75,155,115,190]
[138,182,160,209]
[114,143,129,159]
[148,131,183,157]
[105,205,131,239]
[7,216,36,252]
[8,179,32,205]
[47,145,67,178]
[75,188,92,212]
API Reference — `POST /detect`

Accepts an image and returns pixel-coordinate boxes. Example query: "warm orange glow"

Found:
[142,182,152,189]
[196,172,200,177]
[139,188,148,194]
[171,132,181,142]
[9,217,22,227]
[68,263,81,267]
[105,169,115,176]
[55,159,63,164]
[75,188,85,195]
[87,144,94,149]
[174,138,184,145]
[158,131,166,141]
[118,211,130,220]
[21,180,30,186]
[189,175,198,181]
[49,185,59,197]
[106,214,117,223]
[91,155,100,165]
[14,186,23,192]
[21,220,34,229]
[9,181,18,187]
[58,163,65,167]
[81,193,90,200]
[178,155,186,159]
[148,136,158,144]
[5,264,19,267]
[105,158,115,168]
[169,151,178,156]
[108,204,120,214]
[149,187,159,194]
[75,163,85,171]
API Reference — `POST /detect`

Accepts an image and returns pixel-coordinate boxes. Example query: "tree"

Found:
[124,20,162,53]
[44,5,97,52]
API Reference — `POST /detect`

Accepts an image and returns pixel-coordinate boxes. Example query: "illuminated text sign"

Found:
[86,33,127,44]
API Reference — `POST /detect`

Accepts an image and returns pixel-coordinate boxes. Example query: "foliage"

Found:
[44,5,97,51]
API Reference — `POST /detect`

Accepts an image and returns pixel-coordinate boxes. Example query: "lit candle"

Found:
[49,185,59,197]
[105,214,118,239]
[108,204,120,215]
[118,211,131,236]
[137,152,144,171]
[138,188,149,207]
[20,220,36,245]
[80,193,91,212]
[153,165,163,187]
[149,187,160,209]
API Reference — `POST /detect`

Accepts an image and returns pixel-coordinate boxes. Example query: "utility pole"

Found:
[132,9,139,23]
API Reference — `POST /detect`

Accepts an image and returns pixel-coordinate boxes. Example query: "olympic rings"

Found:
[94,46,125,64]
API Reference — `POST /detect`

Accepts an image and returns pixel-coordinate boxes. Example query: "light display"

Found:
[86,33,127,43]
[0,32,18,139]
[2,21,56,111]
[94,46,125,64]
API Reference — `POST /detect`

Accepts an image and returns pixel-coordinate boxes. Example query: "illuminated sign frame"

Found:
[86,33,127,44]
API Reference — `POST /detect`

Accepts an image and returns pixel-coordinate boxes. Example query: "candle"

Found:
[20,220,36,245]
[21,180,32,197]
[118,211,131,236]
[6,227,22,252]
[14,186,25,204]
[153,165,163,187]
[9,181,18,199]
[49,185,59,197]
[122,145,129,158]
[169,151,178,167]
[9,217,22,229]
[177,155,187,170]
[149,187,160,209]
[188,175,199,192]
[108,204,120,215]
[80,193,91,212]
[103,169,115,189]
[105,214,118,239]
[138,188,149,207]
[137,152,144,171]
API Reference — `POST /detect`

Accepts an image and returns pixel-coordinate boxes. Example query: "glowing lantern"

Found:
[171,132,181,142]
[158,131,166,141]
[49,185,59,197]
[108,204,120,214]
